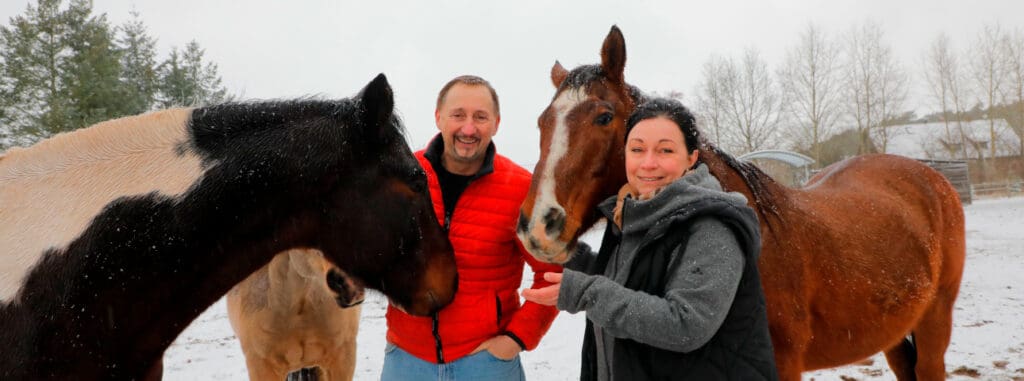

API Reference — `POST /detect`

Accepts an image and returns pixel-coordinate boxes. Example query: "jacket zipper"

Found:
[432,312,444,364]
[433,209,454,364]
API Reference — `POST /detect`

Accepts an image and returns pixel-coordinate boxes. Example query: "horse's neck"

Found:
[1,109,193,180]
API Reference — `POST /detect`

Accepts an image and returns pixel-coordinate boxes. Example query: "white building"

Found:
[877,119,1022,160]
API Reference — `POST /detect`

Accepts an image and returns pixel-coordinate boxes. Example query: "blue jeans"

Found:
[380,342,526,381]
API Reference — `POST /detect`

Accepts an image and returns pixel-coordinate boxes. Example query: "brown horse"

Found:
[517,26,966,380]
[0,74,457,380]
[227,249,363,381]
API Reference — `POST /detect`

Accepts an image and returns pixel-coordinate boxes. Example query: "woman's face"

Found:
[625,117,699,196]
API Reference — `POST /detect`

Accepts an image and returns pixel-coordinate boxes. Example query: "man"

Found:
[381,75,562,380]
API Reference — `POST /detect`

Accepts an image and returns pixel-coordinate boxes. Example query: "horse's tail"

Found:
[884,333,918,379]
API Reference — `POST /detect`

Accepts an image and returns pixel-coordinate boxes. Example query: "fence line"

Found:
[972,181,1024,199]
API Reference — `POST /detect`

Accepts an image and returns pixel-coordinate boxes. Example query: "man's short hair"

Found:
[436,75,500,116]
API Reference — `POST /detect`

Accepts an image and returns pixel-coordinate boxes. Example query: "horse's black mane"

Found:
[700,142,784,219]
[186,98,407,161]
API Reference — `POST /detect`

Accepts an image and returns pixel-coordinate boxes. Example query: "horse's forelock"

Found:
[559,65,603,93]
[559,64,645,108]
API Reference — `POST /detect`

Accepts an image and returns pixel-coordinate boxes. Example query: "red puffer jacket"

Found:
[385,146,561,364]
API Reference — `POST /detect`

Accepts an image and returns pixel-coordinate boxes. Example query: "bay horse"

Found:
[0,74,458,380]
[227,248,363,381]
[517,26,965,380]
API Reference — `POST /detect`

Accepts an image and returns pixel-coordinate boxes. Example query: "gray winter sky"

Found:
[2,0,1022,166]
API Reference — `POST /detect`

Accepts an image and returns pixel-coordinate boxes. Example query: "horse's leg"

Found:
[883,336,917,380]
[762,305,809,381]
[318,305,360,381]
[908,291,958,380]
[907,203,964,381]
[320,333,358,380]
[771,343,806,381]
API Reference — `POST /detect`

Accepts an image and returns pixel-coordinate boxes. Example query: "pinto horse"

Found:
[517,26,966,380]
[0,74,458,380]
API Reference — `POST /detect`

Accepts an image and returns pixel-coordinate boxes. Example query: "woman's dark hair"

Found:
[624,97,701,152]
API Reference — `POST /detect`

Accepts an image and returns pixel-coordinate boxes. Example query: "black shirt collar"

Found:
[423,133,496,181]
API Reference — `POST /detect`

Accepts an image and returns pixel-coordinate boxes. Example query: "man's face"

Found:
[435,83,499,170]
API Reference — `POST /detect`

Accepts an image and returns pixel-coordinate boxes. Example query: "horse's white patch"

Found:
[528,87,586,242]
[0,109,207,301]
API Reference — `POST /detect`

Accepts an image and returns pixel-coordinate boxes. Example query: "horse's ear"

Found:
[601,25,627,85]
[551,61,568,88]
[357,73,395,141]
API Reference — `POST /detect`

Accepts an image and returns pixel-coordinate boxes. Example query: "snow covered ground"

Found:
[164,196,1024,380]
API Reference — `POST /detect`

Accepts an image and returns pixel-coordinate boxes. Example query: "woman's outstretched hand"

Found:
[521,272,563,306]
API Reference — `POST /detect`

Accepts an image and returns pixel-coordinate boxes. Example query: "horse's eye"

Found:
[594,113,613,126]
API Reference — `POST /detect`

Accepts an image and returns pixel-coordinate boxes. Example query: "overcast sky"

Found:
[2,0,1022,166]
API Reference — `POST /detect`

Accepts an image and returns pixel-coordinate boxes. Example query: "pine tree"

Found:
[1,1,230,148]
[0,60,13,148]
[0,0,131,146]
[117,9,157,115]
[61,0,132,129]
[0,0,71,144]
[156,40,229,108]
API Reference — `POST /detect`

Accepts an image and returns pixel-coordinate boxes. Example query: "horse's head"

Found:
[312,74,457,316]
[517,26,639,263]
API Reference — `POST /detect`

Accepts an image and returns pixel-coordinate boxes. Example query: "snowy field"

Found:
[165,196,1024,381]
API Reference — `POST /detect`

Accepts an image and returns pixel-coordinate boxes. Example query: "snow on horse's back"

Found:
[0,108,201,300]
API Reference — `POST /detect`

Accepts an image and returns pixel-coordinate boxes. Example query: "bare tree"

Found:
[1004,28,1024,157]
[842,22,908,154]
[777,23,842,166]
[969,23,1009,159]
[695,48,783,155]
[875,47,909,153]
[923,33,961,158]
[694,55,729,146]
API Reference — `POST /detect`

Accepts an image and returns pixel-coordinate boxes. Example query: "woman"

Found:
[522,98,778,380]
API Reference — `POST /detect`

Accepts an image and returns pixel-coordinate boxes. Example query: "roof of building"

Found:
[877,119,1022,160]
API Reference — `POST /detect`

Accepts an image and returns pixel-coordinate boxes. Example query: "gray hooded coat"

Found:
[558,163,777,380]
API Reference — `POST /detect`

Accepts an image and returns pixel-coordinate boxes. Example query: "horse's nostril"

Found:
[543,208,566,236]
[528,236,542,252]
[517,210,530,234]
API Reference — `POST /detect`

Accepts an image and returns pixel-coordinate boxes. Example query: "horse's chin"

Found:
[388,291,447,316]
[546,249,572,265]
[517,230,573,264]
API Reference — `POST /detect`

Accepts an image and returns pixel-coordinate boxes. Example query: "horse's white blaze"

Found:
[0,108,207,301]
[527,87,585,248]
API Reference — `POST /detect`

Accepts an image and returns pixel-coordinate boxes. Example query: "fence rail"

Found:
[972,181,1024,199]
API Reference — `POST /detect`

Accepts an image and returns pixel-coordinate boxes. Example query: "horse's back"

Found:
[801,153,964,263]
[0,108,204,300]
[804,154,962,224]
